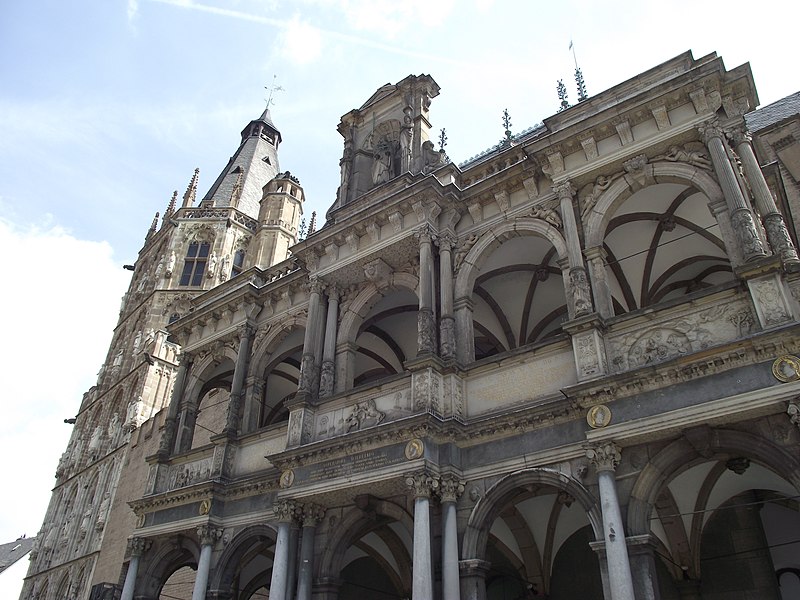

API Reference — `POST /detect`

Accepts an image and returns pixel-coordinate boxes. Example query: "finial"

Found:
[163,190,177,224]
[230,169,244,208]
[308,211,317,235]
[264,75,284,110]
[147,212,159,239]
[182,168,199,208]
[502,109,513,138]
[438,128,448,152]
[570,40,588,102]
[298,218,307,239]
[557,80,570,112]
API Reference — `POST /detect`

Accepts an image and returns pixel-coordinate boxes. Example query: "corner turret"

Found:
[248,171,304,268]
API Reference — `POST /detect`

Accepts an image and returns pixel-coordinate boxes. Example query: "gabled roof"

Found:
[746,90,800,132]
[0,537,35,574]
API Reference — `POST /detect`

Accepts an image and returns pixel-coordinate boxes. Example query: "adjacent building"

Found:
[22,51,800,600]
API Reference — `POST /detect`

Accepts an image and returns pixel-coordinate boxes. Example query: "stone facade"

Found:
[21,52,800,600]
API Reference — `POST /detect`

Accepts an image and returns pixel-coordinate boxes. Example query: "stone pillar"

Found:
[699,121,767,262]
[120,537,150,600]
[554,182,593,318]
[175,405,197,453]
[438,234,457,360]
[158,354,191,459]
[730,127,800,268]
[192,526,222,600]
[285,523,300,600]
[296,503,326,600]
[459,559,490,600]
[269,501,297,600]
[334,341,357,393]
[585,246,613,319]
[319,286,339,398]
[626,534,661,600]
[241,375,264,433]
[439,476,465,600]
[416,226,437,355]
[298,278,323,400]
[586,442,635,600]
[406,472,438,599]
[454,297,475,364]
[224,324,254,437]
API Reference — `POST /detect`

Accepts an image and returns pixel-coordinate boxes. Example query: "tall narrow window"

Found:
[231,249,246,278]
[179,242,210,286]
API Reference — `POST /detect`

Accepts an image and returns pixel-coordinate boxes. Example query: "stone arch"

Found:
[584,160,726,249]
[454,218,569,301]
[317,498,414,584]
[209,524,278,592]
[182,345,238,404]
[627,426,800,536]
[462,467,602,561]
[337,276,420,348]
[139,535,200,598]
[249,315,308,377]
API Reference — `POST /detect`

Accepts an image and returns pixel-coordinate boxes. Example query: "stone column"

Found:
[586,442,635,600]
[730,127,800,268]
[585,246,613,319]
[439,476,465,600]
[334,341,357,393]
[241,375,265,433]
[120,537,150,600]
[224,324,254,437]
[319,286,339,398]
[406,473,438,599]
[297,278,324,400]
[416,226,437,355]
[699,121,767,262]
[158,354,191,459]
[296,503,326,600]
[175,405,197,453]
[438,234,457,360]
[269,500,297,600]
[554,182,593,318]
[625,534,661,600]
[459,559,490,600]
[454,297,475,364]
[192,526,222,600]
[285,523,300,600]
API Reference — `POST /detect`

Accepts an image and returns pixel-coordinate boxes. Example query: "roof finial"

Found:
[147,212,159,239]
[502,109,513,145]
[163,190,178,224]
[557,79,570,112]
[308,211,317,236]
[570,40,588,102]
[264,75,284,110]
[438,128,448,152]
[182,168,199,208]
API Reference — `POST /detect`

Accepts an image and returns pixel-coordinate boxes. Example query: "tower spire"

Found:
[182,168,200,208]
[308,210,317,236]
[163,190,177,225]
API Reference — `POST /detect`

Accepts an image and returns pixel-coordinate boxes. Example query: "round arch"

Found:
[462,467,602,561]
[139,536,200,599]
[584,160,726,249]
[454,217,568,301]
[317,498,414,583]
[249,315,308,377]
[209,524,278,592]
[627,427,800,536]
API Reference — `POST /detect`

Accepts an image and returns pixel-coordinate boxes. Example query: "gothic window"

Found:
[231,249,245,278]
[179,242,210,286]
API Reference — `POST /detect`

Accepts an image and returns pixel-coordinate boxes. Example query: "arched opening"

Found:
[601,182,732,315]
[212,528,278,600]
[470,235,567,361]
[159,565,196,600]
[189,364,234,450]
[258,328,304,428]
[353,289,418,387]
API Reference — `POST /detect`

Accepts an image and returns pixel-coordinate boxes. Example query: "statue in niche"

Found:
[372,148,393,184]
[132,330,142,354]
[112,350,123,368]
[166,251,177,277]
[207,251,218,277]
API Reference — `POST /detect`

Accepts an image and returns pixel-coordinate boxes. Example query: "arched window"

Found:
[179,242,210,286]
[231,249,246,278]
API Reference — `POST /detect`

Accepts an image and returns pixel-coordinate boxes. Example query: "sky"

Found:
[0,0,798,546]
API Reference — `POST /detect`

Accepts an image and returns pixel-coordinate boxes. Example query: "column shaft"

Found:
[298,281,323,398]
[412,496,433,599]
[319,288,339,398]
[225,326,253,435]
[439,237,456,360]
[296,524,316,600]
[442,500,460,600]
[269,521,292,600]
[417,228,436,354]
[158,356,191,458]
[598,470,635,600]
[191,543,213,600]
[119,555,140,600]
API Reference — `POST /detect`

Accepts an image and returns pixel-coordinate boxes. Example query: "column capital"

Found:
[197,525,223,546]
[698,119,725,144]
[584,245,608,261]
[438,475,466,503]
[788,402,800,430]
[586,441,621,472]
[238,322,255,340]
[405,472,439,499]
[435,232,457,251]
[300,502,326,527]
[459,558,492,576]
[274,499,299,523]
[128,537,151,557]
[552,180,576,200]
[727,126,752,147]
[308,276,324,295]
[325,282,339,301]
[414,224,436,245]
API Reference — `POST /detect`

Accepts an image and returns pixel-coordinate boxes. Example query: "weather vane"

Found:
[264,75,285,109]
[570,40,588,102]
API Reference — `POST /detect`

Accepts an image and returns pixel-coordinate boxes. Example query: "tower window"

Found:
[179,242,210,286]
[231,249,245,278]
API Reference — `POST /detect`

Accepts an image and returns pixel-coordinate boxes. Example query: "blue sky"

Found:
[0,0,797,544]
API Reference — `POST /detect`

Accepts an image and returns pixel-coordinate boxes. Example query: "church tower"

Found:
[21,105,298,600]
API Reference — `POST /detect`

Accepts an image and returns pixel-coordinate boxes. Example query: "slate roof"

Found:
[0,537,35,575]
[746,90,800,132]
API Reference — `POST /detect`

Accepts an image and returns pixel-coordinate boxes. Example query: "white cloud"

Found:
[128,0,139,21]
[339,0,456,36]
[0,218,130,542]
[276,15,324,66]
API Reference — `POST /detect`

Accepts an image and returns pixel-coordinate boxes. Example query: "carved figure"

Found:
[372,147,393,184]
[166,251,177,276]
[580,175,614,217]
[132,330,142,354]
[422,140,445,173]
[112,350,123,368]
[665,144,712,169]
[154,261,163,279]
[207,251,218,276]
[345,398,385,431]
[88,425,103,456]
[219,255,231,281]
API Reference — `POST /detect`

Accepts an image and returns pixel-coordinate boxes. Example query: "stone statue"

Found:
[166,251,177,276]
[107,412,120,440]
[132,330,142,354]
[154,261,163,280]
[207,251,218,276]
[665,144,712,169]
[372,148,392,184]
[88,425,103,455]
[580,175,614,217]
[219,255,231,281]
[422,140,445,173]
[144,327,155,349]
[112,350,123,368]
[125,397,144,431]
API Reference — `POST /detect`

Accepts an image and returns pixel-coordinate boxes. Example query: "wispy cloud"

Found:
[146,0,468,66]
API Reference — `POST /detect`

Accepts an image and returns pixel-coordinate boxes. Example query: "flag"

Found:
[569,40,573,50]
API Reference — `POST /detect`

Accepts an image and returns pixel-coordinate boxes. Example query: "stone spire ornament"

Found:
[571,40,588,102]
[182,168,199,208]
[557,79,570,112]
[163,190,177,223]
